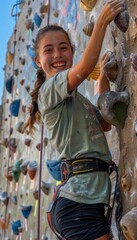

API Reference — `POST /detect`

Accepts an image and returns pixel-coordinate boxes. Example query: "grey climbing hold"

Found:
[97,91,130,129]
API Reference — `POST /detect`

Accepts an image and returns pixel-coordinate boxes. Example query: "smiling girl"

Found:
[23,1,124,239]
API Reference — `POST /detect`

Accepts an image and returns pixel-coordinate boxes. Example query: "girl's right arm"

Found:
[67,0,124,92]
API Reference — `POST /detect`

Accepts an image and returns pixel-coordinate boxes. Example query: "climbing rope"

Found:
[37,122,44,240]
[37,0,51,239]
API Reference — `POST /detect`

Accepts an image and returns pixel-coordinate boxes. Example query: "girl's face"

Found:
[35,31,73,78]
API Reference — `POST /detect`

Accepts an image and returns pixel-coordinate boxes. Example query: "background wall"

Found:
[0,0,137,239]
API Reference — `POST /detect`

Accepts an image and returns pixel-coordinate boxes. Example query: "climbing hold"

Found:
[36,143,41,151]
[114,6,129,33]
[87,62,100,81]
[83,17,94,37]
[41,181,50,195]
[53,11,59,18]
[12,160,23,182]
[14,69,19,76]
[46,159,62,181]
[7,51,14,64]
[97,91,130,129]
[0,138,9,148]
[15,121,24,134]
[104,52,118,82]
[5,76,14,94]
[0,213,10,230]
[20,160,30,175]
[25,19,33,30]
[24,138,31,147]
[134,120,137,137]
[9,99,21,117]
[4,166,13,181]
[10,195,17,205]
[20,205,32,219]
[20,58,26,65]
[130,53,137,72]
[28,7,32,16]
[22,105,26,113]
[26,45,36,59]
[33,189,38,200]
[0,192,9,206]
[134,15,137,27]
[27,161,38,180]
[11,220,22,236]
[10,127,13,135]
[43,137,48,146]
[120,207,137,240]
[40,4,48,14]
[33,13,42,28]
[20,79,25,85]
[8,138,17,154]
[80,0,97,11]
[121,173,131,191]
[25,85,30,93]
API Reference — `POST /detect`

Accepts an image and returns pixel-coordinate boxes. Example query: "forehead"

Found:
[38,31,70,48]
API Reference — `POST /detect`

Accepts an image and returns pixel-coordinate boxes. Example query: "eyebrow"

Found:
[43,42,69,49]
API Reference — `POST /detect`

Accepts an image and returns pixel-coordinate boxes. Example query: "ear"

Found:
[34,57,42,68]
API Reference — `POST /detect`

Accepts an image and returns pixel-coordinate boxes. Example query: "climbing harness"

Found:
[47,159,118,240]
[61,157,110,182]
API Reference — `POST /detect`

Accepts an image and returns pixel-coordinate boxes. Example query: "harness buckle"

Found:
[60,162,72,181]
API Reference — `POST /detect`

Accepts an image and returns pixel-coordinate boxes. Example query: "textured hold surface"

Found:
[83,17,94,37]
[120,207,137,240]
[121,173,131,191]
[130,53,137,72]
[97,91,130,129]
[104,52,118,82]
[114,7,129,33]
[80,0,97,10]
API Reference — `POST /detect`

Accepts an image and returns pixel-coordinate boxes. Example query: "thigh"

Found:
[51,197,110,240]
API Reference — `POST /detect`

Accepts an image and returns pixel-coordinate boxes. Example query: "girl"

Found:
[23,0,124,239]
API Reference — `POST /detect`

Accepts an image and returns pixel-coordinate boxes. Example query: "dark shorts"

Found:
[50,197,110,240]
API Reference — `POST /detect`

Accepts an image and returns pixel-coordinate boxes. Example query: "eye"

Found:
[45,49,52,53]
[45,48,52,52]
[60,46,68,51]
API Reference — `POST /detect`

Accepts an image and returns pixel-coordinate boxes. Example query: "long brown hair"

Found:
[22,68,46,134]
[22,25,73,134]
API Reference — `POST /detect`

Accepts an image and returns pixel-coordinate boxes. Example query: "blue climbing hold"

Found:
[33,13,42,28]
[46,160,62,181]
[5,76,14,94]
[9,99,21,117]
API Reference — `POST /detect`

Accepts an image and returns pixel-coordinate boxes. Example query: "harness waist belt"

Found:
[60,158,110,182]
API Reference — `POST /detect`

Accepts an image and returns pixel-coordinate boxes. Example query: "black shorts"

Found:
[50,197,110,240]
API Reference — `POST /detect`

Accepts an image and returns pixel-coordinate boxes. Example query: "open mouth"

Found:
[52,62,66,68]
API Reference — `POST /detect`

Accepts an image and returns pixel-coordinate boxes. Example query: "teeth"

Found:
[53,62,65,67]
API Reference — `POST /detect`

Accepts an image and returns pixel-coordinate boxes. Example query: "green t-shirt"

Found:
[38,69,111,205]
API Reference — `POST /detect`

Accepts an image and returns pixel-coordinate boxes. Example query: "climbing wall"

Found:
[0,0,137,239]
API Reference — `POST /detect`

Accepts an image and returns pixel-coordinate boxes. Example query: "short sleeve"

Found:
[38,69,74,113]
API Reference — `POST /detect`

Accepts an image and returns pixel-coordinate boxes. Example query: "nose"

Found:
[53,48,62,58]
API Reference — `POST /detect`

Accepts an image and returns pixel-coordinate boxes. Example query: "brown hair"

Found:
[22,25,73,134]
[33,25,74,57]
[22,68,46,134]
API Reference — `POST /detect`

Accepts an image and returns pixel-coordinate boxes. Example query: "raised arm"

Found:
[67,0,124,92]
